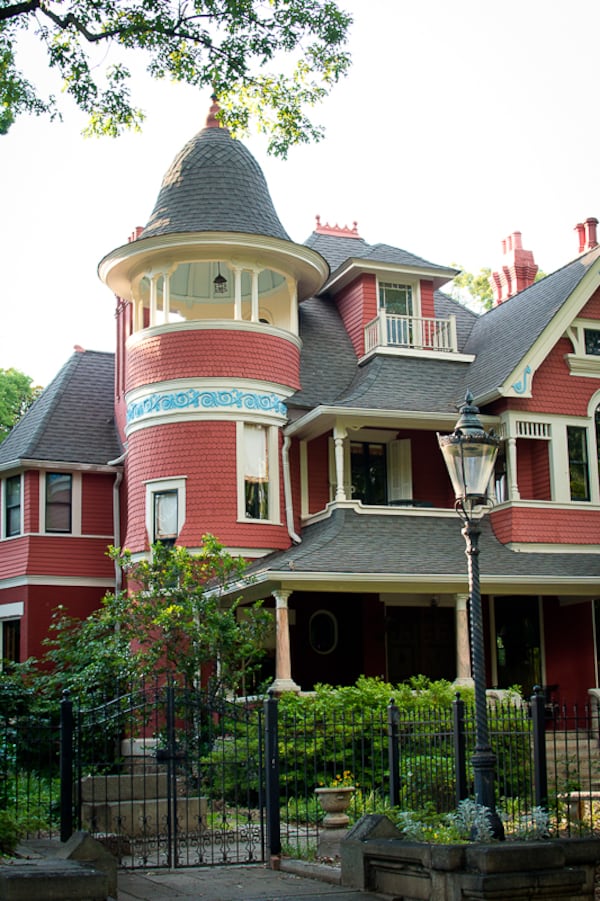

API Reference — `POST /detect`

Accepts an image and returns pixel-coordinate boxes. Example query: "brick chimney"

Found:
[490,231,538,305]
[575,217,598,254]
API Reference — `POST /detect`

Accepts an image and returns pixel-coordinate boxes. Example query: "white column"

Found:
[251,269,259,322]
[270,590,301,694]
[506,436,520,500]
[149,274,158,327]
[233,267,242,320]
[162,272,171,324]
[287,277,298,333]
[334,426,348,501]
[454,594,474,687]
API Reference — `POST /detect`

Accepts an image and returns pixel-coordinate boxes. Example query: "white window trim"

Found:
[377,278,421,318]
[40,471,81,535]
[2,473,23,540]
[236,421,281,524]
[566,319,600,377]
[145,477,187,544]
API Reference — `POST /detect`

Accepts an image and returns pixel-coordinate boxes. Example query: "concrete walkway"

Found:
[117,860,382,901]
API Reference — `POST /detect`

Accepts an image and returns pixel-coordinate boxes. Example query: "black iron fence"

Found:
[3,686,600,863]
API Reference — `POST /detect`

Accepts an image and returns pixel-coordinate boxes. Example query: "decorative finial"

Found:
[205,94,221,129]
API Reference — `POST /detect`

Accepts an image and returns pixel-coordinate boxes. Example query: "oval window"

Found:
[309,610,338,655]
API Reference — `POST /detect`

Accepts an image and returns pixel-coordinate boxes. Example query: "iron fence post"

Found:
[264,690,281,860]
[531,684,548,810]
[387,698,400,807]
[453,692,468,804]
[60,689,74,843]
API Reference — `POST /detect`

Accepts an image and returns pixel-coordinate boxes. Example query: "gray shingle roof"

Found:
[246,508,600,582]
[141,125,290,241]
[331,354,469,413]
[304,231,457,283]
[434,290,478,352]
[0,351,121,467]
[464,248,600,399]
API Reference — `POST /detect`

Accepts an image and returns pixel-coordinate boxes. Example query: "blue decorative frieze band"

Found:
[511,364,532,395]
[127,388,287,423]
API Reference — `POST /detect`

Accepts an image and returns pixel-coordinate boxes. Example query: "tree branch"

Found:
[0,1,40,24]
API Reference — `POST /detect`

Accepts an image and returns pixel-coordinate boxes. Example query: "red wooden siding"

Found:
[508,337,599,417]
[81,473,115,536]
[579,285,600,318]
[306,434,330,514]
[336,274,378,357]
[23,471,39,533]
[126,330,300,392]
[516,439,551,501]
[491,506,600,544]
[419,280,435,319]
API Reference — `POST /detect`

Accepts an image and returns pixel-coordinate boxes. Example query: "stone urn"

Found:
[315,786,355,828]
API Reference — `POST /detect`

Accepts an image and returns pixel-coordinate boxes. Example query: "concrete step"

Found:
[0,858,109,901]
[81,795,207,837]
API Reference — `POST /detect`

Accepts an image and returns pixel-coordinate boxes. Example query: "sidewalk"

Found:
[117,860,383,900]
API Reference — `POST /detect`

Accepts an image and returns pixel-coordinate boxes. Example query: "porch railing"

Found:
[364,312,458,354]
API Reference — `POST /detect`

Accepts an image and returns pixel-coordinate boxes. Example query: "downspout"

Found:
[282,435,301,545]
[107,451,126,593]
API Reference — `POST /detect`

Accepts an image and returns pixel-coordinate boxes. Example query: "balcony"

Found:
[364,313,458,354]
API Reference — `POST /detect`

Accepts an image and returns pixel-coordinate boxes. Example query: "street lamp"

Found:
[438,391,504,839]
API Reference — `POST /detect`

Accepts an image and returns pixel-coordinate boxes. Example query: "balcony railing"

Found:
[364,313,458,354]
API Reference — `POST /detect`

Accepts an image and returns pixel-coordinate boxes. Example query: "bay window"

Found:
[4,475,21,537]
[45,472,72,532]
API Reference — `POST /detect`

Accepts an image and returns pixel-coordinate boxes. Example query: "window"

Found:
[567,426,590,501]
[242,424,271,520]
[1,620,20,665]
[379,282,414,345]
[145,478,186,545]
[45,472,72,532]
[351,442,387,505]
[153,490,178,545]
[585,329,600,356]
[5,475,21,537]
[0,602,23,668]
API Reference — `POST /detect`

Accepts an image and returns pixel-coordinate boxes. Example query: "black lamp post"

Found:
[438,391,504,839]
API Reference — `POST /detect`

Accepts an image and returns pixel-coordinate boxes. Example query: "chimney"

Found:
[490,231,538,305]
[575,218,598,254]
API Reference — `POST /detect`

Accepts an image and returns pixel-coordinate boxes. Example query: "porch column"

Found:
[251,269,260,322]
[454,594,474,687]
[506,436,520,500]
[270,590,300,694]
[162,271,171,324]
[334,426,347,501]
[149,274,158,326]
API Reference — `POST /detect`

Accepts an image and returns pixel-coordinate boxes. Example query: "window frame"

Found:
[329,430,412,506]
[3,474,22,538]
[567,424,591,502]
[145,477,187,546]
[237,421,280,523]
[0,602,23,670]
[44,471,73,533]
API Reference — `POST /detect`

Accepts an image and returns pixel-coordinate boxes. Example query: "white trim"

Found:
[360,346,475,364]
[0,576,112,589]
[505,542,600,554]
[126,318,302,350]
[0,602,24,618]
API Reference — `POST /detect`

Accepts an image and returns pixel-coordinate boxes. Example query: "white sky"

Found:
[2,0,599,387]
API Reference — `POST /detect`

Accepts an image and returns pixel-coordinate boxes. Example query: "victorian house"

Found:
[1,99,599,704]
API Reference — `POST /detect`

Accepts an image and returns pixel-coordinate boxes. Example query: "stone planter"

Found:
[341,814,600,900]
[315,786,355,828]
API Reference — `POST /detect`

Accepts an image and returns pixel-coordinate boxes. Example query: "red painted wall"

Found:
[23,471,38,533]
[124,421,290,552]
[516,439,551,501]
[543,597,595,705]
[579,286,600,318]
[306,434,330,513]
[126,330,300,392]
[491,506,600,545]
[81,473,115,536]
[419,280,435,318]
[335,274,378,357]
[396,430,454,507]
[506,337,599,417]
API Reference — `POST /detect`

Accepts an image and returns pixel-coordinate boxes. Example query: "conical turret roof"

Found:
[141,100,290,241]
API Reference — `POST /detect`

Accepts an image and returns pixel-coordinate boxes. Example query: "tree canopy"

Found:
[0,367,40,442]
[1,0,352,156]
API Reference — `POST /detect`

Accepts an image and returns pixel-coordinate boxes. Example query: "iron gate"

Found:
[71,680,266,868]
